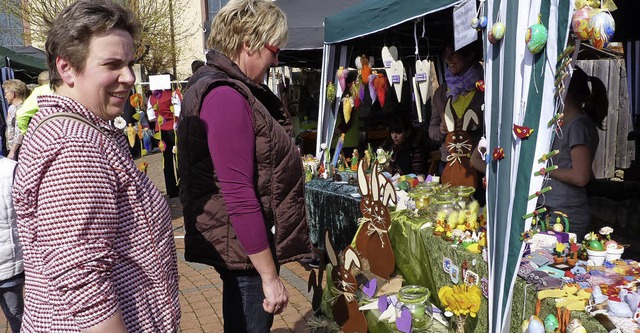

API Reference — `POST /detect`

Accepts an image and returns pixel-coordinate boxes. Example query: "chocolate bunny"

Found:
[440,98,480,187]
[353,160,397,280]
[326,237,368,333]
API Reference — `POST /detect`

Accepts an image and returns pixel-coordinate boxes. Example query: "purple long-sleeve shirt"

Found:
[200,86,269,255]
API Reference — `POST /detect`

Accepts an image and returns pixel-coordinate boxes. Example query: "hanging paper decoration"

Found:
[343,96,353,123]
[350,80,361,109]
[381,46,394,68]
[373,73,388,107]
[126,123,136,147]
[492,147,505,161]
[326,82,336,104]
[368,74,378,103]
[513,124,534,139]
[588,11,615,49]
[571,6,595,41]
[336,66,347,93]
[390,60,404,103]
[525,18,548,54]
[415,59,431,105]
[361,55,372,84]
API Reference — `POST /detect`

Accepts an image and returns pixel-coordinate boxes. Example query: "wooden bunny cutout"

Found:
[440,99,480,187]
[354,160,397,280]
[326,235,368,333]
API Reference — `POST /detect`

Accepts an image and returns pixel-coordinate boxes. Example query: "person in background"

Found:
[16,71,51,135]
[383,114,428,177]
[2,79,28,160]
[148,75,180,197]
[429,42,484,174]
[0,155,24,333]
[12,0,180,331]
[539,66,608,240]
[178,0,312,331]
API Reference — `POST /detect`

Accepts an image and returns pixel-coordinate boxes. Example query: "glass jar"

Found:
[432,193,456,217]
[450,186,476,209]
[397,285,433,331]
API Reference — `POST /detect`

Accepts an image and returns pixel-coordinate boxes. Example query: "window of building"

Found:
[0,0,23,47]
[206,0,229,21]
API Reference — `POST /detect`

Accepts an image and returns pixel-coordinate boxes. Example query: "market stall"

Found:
[305,0,640,332]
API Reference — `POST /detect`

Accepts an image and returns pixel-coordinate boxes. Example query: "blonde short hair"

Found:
[2,79,28,100]
[207,0,287,60]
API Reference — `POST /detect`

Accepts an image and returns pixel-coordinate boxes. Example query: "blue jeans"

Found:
[220,270,273,333]
[0,282,24,333]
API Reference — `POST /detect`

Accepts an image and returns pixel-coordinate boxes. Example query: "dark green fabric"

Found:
[0,45,47,74]
[324,0,461,43]
[305,179,361,250]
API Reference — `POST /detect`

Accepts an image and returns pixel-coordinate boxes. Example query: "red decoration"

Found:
[513,124,534,139]
[475,80,485,92]
[492,147,505,160]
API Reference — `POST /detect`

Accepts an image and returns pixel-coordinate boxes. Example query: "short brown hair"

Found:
[45,0,140,88]
[207,0,287,61]
[2,79,28,100]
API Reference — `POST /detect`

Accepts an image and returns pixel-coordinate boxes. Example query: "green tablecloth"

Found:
[305,179,361,251]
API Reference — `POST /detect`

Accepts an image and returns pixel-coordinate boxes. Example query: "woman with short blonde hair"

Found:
[179,0,312,332]
[2,79,27,160]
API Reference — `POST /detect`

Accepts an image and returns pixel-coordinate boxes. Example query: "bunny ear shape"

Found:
[382,179,397,206]
[371,163,380,201]
[308,270,317,293]
[444,98,456,132]
[463,110,479,131]
[343,246,361,270]
[357,160,369,196]
[325,231,338,266]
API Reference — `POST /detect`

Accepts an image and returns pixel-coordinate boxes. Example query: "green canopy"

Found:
[324,0,462,44]
[0,45,47,79]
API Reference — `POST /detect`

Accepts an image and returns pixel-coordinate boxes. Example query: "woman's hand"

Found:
[262,275,289,314]
[247,248,289,314]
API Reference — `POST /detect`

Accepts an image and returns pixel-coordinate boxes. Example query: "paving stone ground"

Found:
[0,151,321,332]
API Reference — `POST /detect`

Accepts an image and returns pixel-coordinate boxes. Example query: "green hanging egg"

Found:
[492,22,506,40]
[525,23,548,54]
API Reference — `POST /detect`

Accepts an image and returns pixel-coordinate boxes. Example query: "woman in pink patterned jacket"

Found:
[12,1,180,332]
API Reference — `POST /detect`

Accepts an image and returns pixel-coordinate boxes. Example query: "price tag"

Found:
[415,72,427,82]
[392,75,401,84]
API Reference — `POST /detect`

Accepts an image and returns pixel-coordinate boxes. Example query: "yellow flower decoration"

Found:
[438,284,482,318]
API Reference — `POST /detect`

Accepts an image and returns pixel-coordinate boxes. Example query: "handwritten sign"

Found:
[453,0,478,51]
[415,72,427,82]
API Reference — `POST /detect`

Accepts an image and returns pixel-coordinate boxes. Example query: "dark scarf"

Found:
[445,63,484,100]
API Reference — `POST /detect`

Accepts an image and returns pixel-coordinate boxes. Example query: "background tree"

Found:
[1,0,196,76]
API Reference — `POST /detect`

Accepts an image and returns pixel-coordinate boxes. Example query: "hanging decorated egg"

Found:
[572,6,594,41]
[588,11,615,49]
[492,22,506,40]
[488,30,497,45]
[471,18,479,29]
[525,23,548,54]
[478,16,487,29]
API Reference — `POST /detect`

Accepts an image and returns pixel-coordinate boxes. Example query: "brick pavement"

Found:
[0,152,319,332]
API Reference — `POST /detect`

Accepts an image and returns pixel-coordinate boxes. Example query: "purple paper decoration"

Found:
[396,308,412,333]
